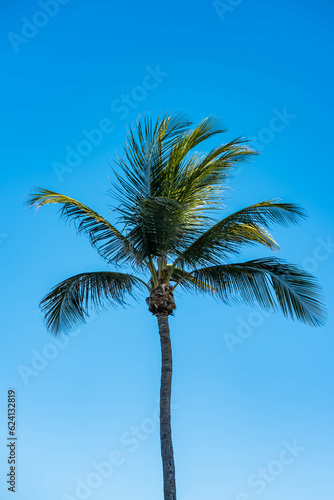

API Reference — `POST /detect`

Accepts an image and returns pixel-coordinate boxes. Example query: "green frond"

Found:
[163,136,257,210]
[191,258,326,327]
[162,115,227,171]
[112,112,192,211]
[40,271,145,336]
[222,199,306,227]
[173,200,306,268]
[26,188,143,266]
[166,265,217,293]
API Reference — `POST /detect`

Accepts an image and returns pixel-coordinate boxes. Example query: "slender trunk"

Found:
[157,312,176,500]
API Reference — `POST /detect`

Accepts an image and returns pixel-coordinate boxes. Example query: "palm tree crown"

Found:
[27,112,326,333]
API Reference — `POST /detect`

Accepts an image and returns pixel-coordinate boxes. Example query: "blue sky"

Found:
[0,0,333,499]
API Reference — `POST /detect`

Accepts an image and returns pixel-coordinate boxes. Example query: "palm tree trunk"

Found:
[157,312,176,500]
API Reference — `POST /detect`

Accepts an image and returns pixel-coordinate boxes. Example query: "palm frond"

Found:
[26,188,143,266]
[163,137,257,210]
[173,200,306,268]
[112,112,192,213]
[40,271,146,335]
[166,265,217,293]
[190,258,326,327]
[161,115,227,174]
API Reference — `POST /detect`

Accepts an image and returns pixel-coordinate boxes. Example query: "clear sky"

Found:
[0,1,333,499]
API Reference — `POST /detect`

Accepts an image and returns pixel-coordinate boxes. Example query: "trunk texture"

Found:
[157,313,176,500]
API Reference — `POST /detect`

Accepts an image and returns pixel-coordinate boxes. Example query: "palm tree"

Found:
[27,113,326,500]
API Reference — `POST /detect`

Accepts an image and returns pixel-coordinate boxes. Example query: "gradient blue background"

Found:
[1,0,333,499]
